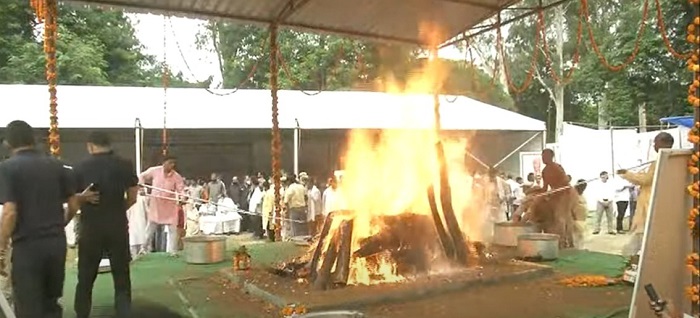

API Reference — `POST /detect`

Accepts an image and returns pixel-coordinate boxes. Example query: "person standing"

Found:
[284,175,308,238]
[511,177,525,213]
[0,120,97,317]
[540,148,576,247]
[139,155,186,256]
[628,185,639,230]
[72,132,138,318]
[247,178,265,239]
[614,178,632,234]
[617,132,674,257]
[592,171,616,235]
[207,173,226,203]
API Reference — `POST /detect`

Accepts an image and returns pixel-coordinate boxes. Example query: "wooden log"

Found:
[308,212,335,281]
[435,141,469,265]
[427,185,455,259]
[333,219,354,285]
[313,229,340,290]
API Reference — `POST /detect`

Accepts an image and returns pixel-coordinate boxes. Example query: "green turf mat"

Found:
[544,249,628,277]
[60,241,304,316]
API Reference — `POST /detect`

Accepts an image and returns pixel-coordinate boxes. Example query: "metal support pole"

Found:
[609,127,615,174]
[269,24,283,241]
[493,132,543,169]
[134,118,142,175]
[294,118,300,176]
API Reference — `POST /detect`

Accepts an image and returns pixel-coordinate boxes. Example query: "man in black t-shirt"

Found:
[72,131,138,318]
[0,120,97,317]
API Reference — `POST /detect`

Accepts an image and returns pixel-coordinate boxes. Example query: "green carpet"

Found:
[544,249,628,277]
[61,241,303,317]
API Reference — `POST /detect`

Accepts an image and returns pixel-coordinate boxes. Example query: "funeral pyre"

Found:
[272,79,496,289]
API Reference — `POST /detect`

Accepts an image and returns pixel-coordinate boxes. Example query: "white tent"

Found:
[0,85,545,174]
[0,85,545,131]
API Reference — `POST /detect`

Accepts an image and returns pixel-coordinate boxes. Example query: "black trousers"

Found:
[75,229,131,318]
[249,214,264,238]
[12,235,67,318]
[616,200,630,232]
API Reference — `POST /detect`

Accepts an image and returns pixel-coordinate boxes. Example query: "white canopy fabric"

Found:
[0,85,545,131]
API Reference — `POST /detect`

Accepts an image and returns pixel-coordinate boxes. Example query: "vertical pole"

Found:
[44,0,60,157]
[161,15,169,157]
[609,126,615,174]
[270,24,283,241]
[134,118,142,175]
[294,118,300,176]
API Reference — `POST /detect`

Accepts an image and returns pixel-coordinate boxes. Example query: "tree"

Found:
[0,0,204,88]
[197,22,514,108]
[483,0,692,140]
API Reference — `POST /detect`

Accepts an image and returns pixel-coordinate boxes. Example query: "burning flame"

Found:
[316,23,496,285]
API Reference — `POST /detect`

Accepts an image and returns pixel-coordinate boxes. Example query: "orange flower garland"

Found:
[559,275,617,287]
[29,0,60,157]
[685,0,700,307]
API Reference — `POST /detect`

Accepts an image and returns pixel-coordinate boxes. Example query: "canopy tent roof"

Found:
[68,0,517,45]
[0,85,545,131]
[660,116,694,128]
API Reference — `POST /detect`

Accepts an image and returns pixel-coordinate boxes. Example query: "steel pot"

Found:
[517,233,560,261]
[182,235,226,264]
[493,222,537,247]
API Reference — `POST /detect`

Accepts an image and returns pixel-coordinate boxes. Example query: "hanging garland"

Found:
[496,13,541,94]
[29,0,60,157]
[269,25,283,241]
[685,0,700,308]
[536,5,584,84]
[580,0,649,72]
[654,0,693,59]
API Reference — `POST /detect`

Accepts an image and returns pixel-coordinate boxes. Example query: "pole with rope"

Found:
[270,24,283,241]
[161,15,170,157]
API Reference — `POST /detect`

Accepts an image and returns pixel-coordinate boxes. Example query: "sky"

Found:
[129,14,469,84]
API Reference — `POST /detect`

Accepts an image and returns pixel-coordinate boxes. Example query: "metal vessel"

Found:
[517,233,560,261]
[182,235,226,264]
[493,222,537,247]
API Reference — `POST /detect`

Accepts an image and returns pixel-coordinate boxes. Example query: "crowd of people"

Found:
[0,117,675,317]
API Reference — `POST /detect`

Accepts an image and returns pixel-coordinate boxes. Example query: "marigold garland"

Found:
[685,0,700,308]
[559,275,617,287]
[495,13,541,94]
[29,0,60,157]
[536,6,584,84]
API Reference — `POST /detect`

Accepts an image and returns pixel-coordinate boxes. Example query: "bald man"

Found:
[617,132,674,257]
[540,148,577,248]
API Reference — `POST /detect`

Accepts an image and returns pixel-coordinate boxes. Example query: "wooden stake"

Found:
[333,219,354,285]
[427,185,455,259]
[308,212,334,281]
[313,229,340,290]
[435,141,469,265]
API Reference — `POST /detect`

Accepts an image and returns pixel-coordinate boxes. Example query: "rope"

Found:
[522,160,654,202]
[138,184,307,224]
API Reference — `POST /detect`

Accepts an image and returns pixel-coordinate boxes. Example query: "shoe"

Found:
[592,231,600,235]
[617,230,625,234]
[608,232,616,235]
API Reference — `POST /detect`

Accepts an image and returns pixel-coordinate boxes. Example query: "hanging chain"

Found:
[269,24,282,241]
[30,0,60,157]
[161,15,170,157]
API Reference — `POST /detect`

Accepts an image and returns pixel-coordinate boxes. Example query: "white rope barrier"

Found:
[139,184,308,224]
[521,160,654,201]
